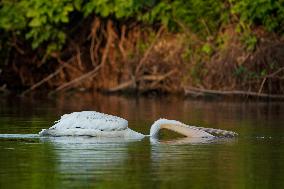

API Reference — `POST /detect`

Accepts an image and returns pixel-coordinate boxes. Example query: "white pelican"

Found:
[39,111,237,139]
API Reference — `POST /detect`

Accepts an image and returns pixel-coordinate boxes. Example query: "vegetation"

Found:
[0,0,284,97]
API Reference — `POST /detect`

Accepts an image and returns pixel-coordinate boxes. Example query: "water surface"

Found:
[1,93,284,188]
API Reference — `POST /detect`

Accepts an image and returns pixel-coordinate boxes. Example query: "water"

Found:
[1,93,284,188]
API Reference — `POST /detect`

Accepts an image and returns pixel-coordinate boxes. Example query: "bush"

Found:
[142,0,226,35]
[231,0,284,33]
[0,0,283,58]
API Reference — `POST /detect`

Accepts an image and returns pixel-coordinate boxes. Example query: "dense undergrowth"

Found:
[0,0,284,97]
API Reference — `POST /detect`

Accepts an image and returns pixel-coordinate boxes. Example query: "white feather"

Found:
[39,111,144,139]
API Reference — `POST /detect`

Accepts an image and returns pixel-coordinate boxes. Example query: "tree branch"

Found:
[185,86,284,99]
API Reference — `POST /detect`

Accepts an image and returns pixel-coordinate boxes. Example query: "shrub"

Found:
[231,0,284,33]
[0,0,283,59]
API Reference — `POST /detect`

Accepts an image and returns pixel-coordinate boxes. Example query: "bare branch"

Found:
[185,86,284,99]
[135,27,164,76]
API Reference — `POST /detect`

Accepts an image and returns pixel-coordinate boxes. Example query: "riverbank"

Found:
[1,1,283,98]
[1,26,284,100]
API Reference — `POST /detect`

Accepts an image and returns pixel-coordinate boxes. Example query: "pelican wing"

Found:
[39,111,129,136]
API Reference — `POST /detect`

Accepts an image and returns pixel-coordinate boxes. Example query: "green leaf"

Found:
[61,16,69,23]
[201,43,213,55]
[29,18,41,27]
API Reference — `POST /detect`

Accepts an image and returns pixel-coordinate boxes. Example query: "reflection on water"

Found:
[1,92,284,188]
[41,137,144,187]
[150,136,238,145]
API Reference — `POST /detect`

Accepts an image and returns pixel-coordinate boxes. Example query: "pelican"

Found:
[39,111,237,139]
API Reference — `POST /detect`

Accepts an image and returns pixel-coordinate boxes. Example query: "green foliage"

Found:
[234,65,248,77]
[231,0,284,33]
[234,65,267,81]
[172,0,226,34]
[0,0,284,58]
[0,0,80,54]
[82,0,144,18]
[0,0,150,54]
[201,43,214,55]
[24,0,75,51]
[241,32,258,51]
[0,1,27,30]
[140,0,226,35]
[139,2,173,28]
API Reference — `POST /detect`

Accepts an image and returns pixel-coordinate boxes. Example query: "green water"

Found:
[1,93,284,189]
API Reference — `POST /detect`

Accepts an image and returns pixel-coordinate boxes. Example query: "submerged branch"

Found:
[185,86,284,99]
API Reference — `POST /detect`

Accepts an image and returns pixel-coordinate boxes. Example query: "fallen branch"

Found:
[107,80,134,92]
[185,86,284,99]
[21,68,63,96]
[266,67,284,78]
[146,70,177,88]
[184,90,203,97]
[48,65,101,96]
[20,57,77,96]
[107,70,176,92]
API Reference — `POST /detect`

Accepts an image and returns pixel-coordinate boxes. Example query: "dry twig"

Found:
[257,66,284,94]
[20,57,77,96]
[135,27,164,76]
[48,65,101,95]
